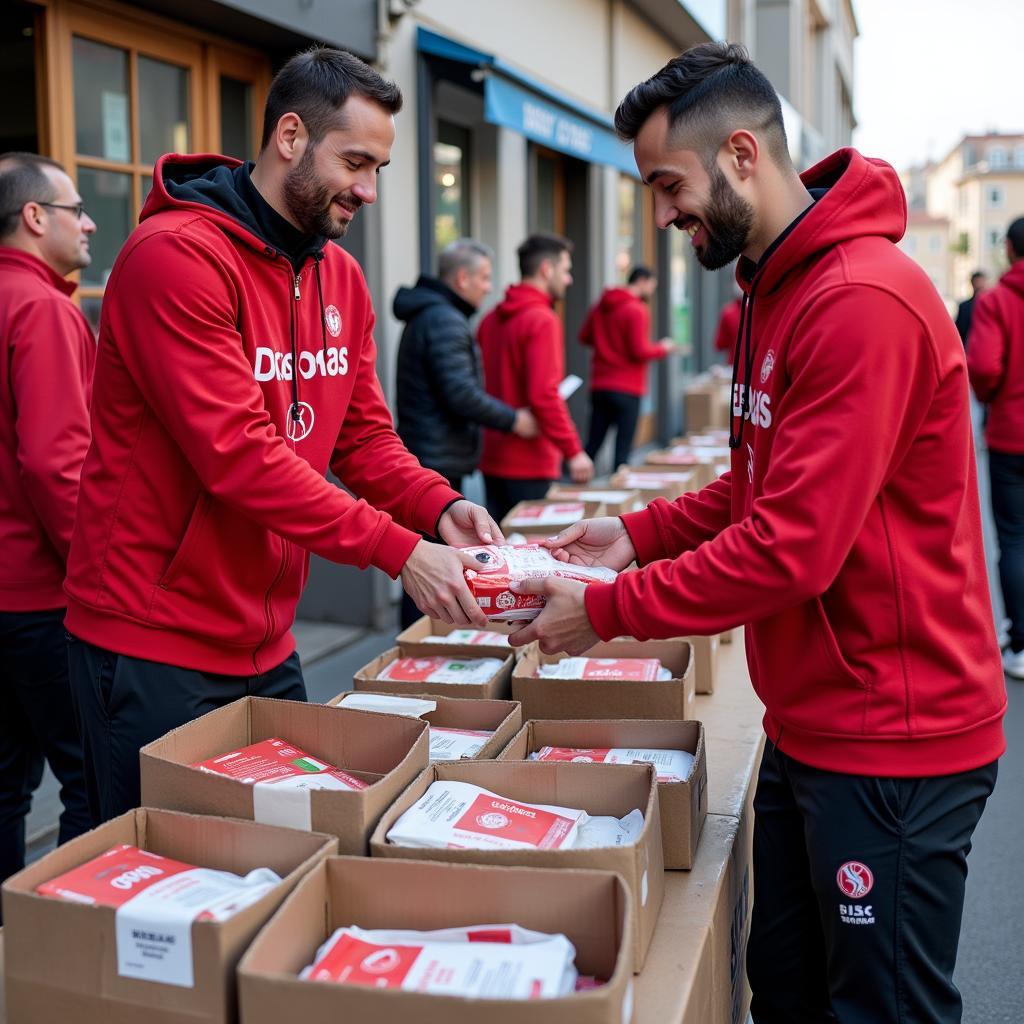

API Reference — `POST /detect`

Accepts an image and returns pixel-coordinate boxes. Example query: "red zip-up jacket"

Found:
[713,298,742,362]
[64,154,460,674]
[586,149,1005,778]
[967,260,1024,453]
[579,287,667,396]
[478,284,583,479]
[0,248,94,611]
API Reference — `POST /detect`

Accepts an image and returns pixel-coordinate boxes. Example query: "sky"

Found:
[852,0,1024,171]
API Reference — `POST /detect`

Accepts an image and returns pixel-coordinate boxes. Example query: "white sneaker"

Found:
[1002,647,1024,680]
[997,617,1011,649]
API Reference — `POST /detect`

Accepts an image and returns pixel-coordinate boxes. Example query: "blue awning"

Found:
[417,27,639,178]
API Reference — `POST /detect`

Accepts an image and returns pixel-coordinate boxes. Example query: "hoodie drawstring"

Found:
[729,285,754,449]
[288,273,300,426]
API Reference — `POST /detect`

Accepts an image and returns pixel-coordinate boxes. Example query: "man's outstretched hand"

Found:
[401,540,489,627]
[438,499,505,548]
[543,516,636,571]
[507,576,599,655]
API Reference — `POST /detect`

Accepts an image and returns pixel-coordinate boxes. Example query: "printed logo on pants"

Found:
[837,860,874,899]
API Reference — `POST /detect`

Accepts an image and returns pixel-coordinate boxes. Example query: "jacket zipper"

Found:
[294,273,301,301]
[252,541,291,675]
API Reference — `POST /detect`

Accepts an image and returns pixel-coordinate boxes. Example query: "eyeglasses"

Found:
[37,201,86,219]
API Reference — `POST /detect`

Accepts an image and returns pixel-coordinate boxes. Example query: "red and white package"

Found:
[505,503,586,528]
[422,629,511,647]
[37,844,280,987]
[619,470,695,487]
[462,545,617,623]
[374,655,504,685]
[429,727,493,762]
[532,746,696,782]
[191,738,368,831]
[300,922,578,998]
[536,657,670,681]
[386,780,587,851]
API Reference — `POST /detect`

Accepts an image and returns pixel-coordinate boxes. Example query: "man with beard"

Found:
[507,42,1005,1022]
[63,47,501,824]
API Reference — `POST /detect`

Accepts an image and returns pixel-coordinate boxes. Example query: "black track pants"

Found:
[748,739,997,1024]
[67,636,306,826]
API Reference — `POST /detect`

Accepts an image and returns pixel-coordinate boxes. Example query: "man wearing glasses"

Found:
[0,152,96,906]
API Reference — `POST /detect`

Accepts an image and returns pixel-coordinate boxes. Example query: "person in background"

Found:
[511,42,1004,1023]
[477,232,593,522]
[0,152,95,901]
[967,218,1024,678]
[955,269,989,347]
[62,48,500,826]
[393,238,538,626]
[580,264,676,470]
[713,290,743,363]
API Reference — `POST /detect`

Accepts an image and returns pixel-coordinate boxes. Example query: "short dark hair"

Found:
[614,42,789,167]
[0,152,63,238]
[261,46,402,150]
[970,270,987,286]
[517,232,573,279]
[1008,218,1024,259]
[627,264,656,284]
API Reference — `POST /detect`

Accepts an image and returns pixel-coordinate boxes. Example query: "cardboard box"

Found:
[327,691,523,761]
[396,615,518,660]
[683,634,719,695]
[237,856,635,1024]
[140,697,428,855]
[500,499,602,537]
[683,379,732,434]
[354,646,514,700]
[370,759,664,971]
[1,807,335,1024]
[545,484,642,516]
[642,449,715,488]
[497,719,707,870]
[610,468,699,502]
[512,639,695,722]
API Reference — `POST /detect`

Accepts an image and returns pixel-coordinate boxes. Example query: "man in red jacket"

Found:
[580,265,674,470]
[0,153,95,897]
[478,233,593,522]
[63,48,500,825]
[967,217,1024,678]
[509,43,1005,1022]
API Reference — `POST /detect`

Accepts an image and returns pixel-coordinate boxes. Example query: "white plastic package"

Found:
[575,809,645,849]
[300,922,578,998]
[536,657,671,681]
[386,780,587,851]
[336,693,437,718]
[428,727,494,762]
[531,745,696,783]
[422,629,511,647]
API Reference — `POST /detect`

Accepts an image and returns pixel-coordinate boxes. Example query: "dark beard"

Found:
[281,147,357,239]
[690,163,755,270]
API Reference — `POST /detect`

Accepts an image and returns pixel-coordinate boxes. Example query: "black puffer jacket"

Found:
[394,276,516,478]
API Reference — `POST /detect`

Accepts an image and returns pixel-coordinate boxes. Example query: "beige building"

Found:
[898,211,951,304]
[911,133,1024,305]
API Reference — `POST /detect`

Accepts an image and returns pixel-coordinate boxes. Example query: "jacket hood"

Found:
[1001,260,1024,299]
[600,287,638,311]
[737,148,906,295]
[494,282,553,320]
[393,275,475,321]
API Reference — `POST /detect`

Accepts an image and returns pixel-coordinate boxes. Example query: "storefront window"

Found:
[220,75,253,160]
[138,55,191,163]
[434,121,469,250]
[72,37,130,163]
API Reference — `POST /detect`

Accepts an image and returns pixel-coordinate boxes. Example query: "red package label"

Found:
[307,932,422,987]
[534,747,612,765]
[191,738,367,791]
[581,658,661,680]
[454,794,576,849]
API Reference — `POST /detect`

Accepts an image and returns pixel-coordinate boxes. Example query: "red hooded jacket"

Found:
[0,248,95,611]
[585,149,1005,778]
[579,287,667,396]
[966,260,1024,453]
[713,298,742,363]
[478,284,583,479]
[64,155,459,674]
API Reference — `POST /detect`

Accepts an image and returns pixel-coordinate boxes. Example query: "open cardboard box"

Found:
[354,646,514,700]
[396,615,518,660]
[237,857,635,1024]
[500,499,602,537]
[1,807,335,1024]
[610,468,698,502]
[545,484,641,516]
[139,697,427,855]
[370,759,664,972]
[684,634,719,694]
[497,720,707,870]
[642,450,715,488]
[327,690,523,761]
[512,639,695,722]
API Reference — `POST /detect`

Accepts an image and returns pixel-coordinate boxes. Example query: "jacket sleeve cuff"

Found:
[620,508,667,566]
[413,480,464,538]
[585,582,624,641]
[369,519,423,579]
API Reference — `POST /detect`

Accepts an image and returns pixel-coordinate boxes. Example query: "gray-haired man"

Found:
[394,238,537,626]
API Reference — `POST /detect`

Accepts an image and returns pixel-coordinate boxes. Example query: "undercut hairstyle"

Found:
[627,264,656,284]
[614,42,790,168]
[517,232,573,279]
[261,46,403,150]
[0,152,63,238]
[1008,218,1024,259]
[438,238,493,282]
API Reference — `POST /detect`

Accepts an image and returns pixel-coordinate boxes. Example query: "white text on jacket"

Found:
[253,346,349,382]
